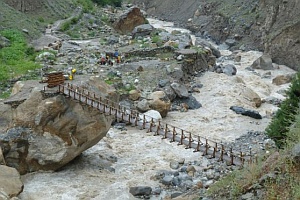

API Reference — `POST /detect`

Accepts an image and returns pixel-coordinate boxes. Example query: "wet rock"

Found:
[170,161,180,170]
[230,106,262,119]
[186,165,196,177]
[225,39,236,47]
[222,64,237,76]
[136,99,150,112]
[172,177,181,186]
[251,54,274,70]
[179,166,187,172]
[139,110,162,122]
[162,176,174,186]
[113,122,127,130]
[170,82,189,98]
[241,87,262,108]
[129,186,152,196]
[272,74,294,85]
[171,191,183,198]
[173,171,180,177]
[178,158,185,164]
[152,187,162,195]
[162,85,177,101]
[235,55,242,62]
[148,91,171,118]
[172,95,202,110]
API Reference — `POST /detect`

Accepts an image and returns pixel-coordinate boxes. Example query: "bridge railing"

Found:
[55,83,256,166]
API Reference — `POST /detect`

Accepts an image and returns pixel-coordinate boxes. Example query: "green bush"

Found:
[60,20,71,31]
[92,0,122,7]
[266,72,300,147]
[77,0,94,12]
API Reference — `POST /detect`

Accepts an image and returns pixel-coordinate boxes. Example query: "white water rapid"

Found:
[18,18,296,200]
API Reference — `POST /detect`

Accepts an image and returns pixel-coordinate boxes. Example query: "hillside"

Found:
[0,0,76,39]
[133,0,300,71]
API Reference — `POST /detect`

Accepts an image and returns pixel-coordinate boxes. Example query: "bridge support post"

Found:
[178,130,184,145]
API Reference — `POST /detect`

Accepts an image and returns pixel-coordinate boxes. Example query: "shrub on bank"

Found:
[266,72,300,148]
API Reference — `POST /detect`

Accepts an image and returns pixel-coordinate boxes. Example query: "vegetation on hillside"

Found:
[92,0,122,7]
[0,30,41,97]
[207,73,300,200]
[0,30,40,80]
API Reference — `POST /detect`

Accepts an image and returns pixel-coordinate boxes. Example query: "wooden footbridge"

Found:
[49,83,256,166]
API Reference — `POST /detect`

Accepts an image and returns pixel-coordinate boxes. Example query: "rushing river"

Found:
[18,18,295,200]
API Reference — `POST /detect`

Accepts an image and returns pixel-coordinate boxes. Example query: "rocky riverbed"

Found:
[3,6,296,200]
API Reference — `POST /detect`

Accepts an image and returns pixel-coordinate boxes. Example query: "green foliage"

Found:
[76,0,94,12]
[266,73,300,147]
[151,35,161,44]
[0,89,11,99]
[92,0,122,7]
[0,29,40,82]
[60,20,71,31]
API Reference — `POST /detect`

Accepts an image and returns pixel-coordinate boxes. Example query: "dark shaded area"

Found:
[230,106,262,119]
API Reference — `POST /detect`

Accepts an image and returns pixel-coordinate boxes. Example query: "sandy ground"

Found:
[18,20,296,200]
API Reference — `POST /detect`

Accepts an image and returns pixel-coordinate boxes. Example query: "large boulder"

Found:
[148,91,171,118]
[250,54,274,70]
[241,87,262,108]
[132,24,154,38]
[0,77,118,174]
[170,82,189,98]
[113,7,147,34]
[0,102,12,133]
[272,74,294,86]
[0,165,23,198]
[174,49,213,82]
